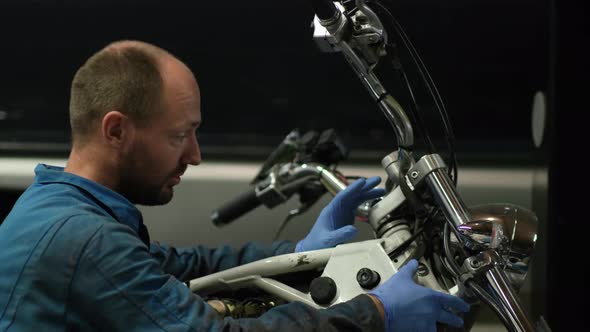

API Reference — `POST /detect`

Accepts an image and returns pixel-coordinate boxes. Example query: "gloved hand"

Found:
[295,176,385,252]
[369,259,470,332]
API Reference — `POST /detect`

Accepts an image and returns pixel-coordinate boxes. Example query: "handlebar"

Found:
[210,163,347,227]
[210,187,261,227]
[308,0,339,21]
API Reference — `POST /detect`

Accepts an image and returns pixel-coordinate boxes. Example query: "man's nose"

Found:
[184,135,201,165]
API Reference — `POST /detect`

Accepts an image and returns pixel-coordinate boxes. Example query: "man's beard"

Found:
[117,146,174,206]
[121,177,173,206]
[118,170,174,206]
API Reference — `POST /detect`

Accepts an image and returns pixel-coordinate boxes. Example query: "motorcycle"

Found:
[188,1,552,331]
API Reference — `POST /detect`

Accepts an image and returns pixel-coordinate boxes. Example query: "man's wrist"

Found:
[294,239,305,253]
[366,294,385,326]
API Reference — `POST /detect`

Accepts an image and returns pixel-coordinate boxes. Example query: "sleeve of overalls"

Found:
[149,239,295,281]
[73,222,384,332]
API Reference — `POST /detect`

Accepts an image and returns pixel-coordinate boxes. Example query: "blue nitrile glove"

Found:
[369,259,471,332]
[295,176,385,252]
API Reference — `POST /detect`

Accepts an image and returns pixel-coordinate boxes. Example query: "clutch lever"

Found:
[251,129,301,184]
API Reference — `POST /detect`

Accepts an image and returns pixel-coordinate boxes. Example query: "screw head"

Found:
[417,263,429,276]
[411,171,419,178]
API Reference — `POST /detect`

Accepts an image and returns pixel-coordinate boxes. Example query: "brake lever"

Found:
[251,129,300,184]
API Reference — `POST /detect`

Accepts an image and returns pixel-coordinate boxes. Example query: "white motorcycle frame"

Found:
[188,238,457,308]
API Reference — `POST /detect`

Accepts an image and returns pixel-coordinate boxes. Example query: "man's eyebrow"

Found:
[171,121,200,132]
[182,121,200,129]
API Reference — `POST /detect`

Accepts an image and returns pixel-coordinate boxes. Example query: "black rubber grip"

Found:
[210,187,262,227]
[309,0,338,21]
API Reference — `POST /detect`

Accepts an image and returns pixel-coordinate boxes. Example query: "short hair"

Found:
[69,40,167,145]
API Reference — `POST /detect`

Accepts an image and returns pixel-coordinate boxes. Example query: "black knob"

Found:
[310,276,337,305]
[357,268,381,289]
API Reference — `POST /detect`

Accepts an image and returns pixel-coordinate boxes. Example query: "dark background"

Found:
[0,0,548,165]
[1,0,587,330]
[550,0,588,330]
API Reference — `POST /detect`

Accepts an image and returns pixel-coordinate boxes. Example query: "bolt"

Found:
[470,259,482,269]
[417,263,429,276]
[411,171,419,179]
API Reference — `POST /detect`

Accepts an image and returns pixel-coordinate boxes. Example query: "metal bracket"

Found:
[255,170,288,208]
[406,154,447,188]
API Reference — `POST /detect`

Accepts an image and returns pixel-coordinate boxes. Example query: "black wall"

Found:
[548,0,588,330]
[0,0,548,164]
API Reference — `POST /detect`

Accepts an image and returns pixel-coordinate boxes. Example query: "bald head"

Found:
[69,40,178,146]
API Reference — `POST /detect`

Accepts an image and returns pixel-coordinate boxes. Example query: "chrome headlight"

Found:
[458,203,538,290]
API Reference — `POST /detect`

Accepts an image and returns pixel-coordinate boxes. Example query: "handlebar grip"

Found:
[309,0,339,21]
[210,187,262,227]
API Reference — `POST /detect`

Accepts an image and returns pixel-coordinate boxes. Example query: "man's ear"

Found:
[101,111,134,148]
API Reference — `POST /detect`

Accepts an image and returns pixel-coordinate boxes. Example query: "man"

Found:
[0,40,469,331]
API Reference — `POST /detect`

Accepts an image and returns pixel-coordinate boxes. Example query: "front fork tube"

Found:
[406,154,471,227]
[464,250,535,332]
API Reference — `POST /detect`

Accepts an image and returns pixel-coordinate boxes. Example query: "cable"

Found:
[390,16,459,185]
[467,280,516,332]
[273,213,293,242]
[383,42,435,155]
[370,0,459,185]
[390,17,457,179]
[272,201,316,241]
[444,219,469,259]
[431,253,453,290]
[388,226,424,259]
[443,222,463,277]
[271,175,324,241]
[396,57,435,154]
